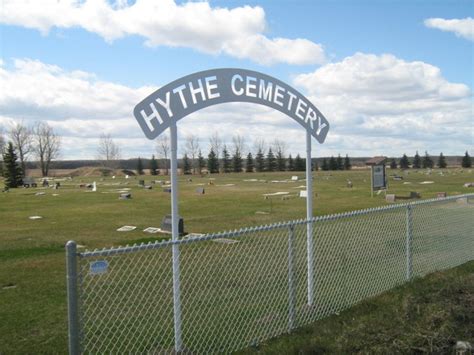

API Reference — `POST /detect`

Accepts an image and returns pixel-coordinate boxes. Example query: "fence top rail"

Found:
[77,193,473,258]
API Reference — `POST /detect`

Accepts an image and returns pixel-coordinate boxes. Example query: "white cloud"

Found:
[0,0,325,65]
[424,17,474,41]
[1,56,472,159]
[294,53,473,155]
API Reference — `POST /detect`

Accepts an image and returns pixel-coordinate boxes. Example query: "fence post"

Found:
[405,205,413,280]
[287,224,296,332]
[305,131,314,306]
[66,241,80,355]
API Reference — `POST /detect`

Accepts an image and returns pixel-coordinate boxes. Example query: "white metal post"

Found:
[305,131,314,306]
[169,123,183,352]
[66,241,80,355]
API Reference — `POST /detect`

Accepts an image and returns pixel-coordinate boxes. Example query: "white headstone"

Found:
[291,176,299,181]
[92,181,97,192]
[125,175,129,179]
[299,190,308,198]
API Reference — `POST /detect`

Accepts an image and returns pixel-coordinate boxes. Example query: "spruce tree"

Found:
[329,156,338,170]
[197,150,206,174]
[3,142,23,188]
[422,151,434,169]
[255,149,265,172]
[321,158,329,171]
[245,152,254,172]
[207,148,219,173]
[266,148,277,172]
[150,155,158,175]
[336,154,343,170]
[222,145,231,173]
[137,157,144,175]
[344,154,352,170]
[462,151,472,168]
[399,154,410,169]
[276,150,286,171]
[182,153,191,174]
[390,158,397,169]
[232,148,243,173]
[437,153,447,169]
[412,151,421,169]
[287,154,294,171]
[294,154,305,171]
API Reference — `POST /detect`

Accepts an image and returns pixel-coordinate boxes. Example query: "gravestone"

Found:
[385,194,396,203]
[346,180,353,188]
[437,192,447,198]
[163,187,172,193]
[119,193,131,200]
[410,191,421,199]
[144,185,152,190]
[196,187,205,195]
[23,177,37,188]
[161,215,184,236]
[393,175,403,181]
[42,179,49,187]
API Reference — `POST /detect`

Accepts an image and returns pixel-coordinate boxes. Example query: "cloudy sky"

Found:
[0,0,472,159]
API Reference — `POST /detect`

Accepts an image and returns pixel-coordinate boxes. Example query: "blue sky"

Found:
[0,0,472,159]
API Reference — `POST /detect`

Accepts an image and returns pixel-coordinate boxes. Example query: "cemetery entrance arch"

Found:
[133,68,330,351]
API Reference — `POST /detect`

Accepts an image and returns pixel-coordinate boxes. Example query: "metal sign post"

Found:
[169,122,182,352]
[305,131,314,306]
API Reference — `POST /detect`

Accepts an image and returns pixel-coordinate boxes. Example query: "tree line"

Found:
[388,151,472,170]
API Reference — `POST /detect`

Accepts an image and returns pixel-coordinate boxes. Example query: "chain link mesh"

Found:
[75,195,473,354]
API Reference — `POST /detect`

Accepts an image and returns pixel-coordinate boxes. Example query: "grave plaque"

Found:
[161,215,184,236]
[196,187,205,195]
[385,194,396,203]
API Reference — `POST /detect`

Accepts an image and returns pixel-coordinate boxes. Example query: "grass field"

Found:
[0,168,473,353]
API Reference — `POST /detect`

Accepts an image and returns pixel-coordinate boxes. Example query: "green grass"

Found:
[238,261,474,354]
[0,168,473,353]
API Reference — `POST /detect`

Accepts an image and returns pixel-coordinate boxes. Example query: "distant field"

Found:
[0,168,473,353]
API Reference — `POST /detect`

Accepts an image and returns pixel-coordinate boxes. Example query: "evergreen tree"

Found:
[287,154,294,171]
[266,148,277,172]
[231,148,243,173]
[399,154,410,169]
[197,150,206,174]
[222,145,231,173]
[136,157,144,175]
[329,156,338,170]
[182,153,191,174]
[336,154,343,170]
[245,152,254,172]
[422,151,434,169]
[150,155,158,175]
[437,153,447,169]
[344,154,352,170]
[255,148,265,172]
[390,158,397,169]
[207,148,219,173]
[294,154,305,171]
[276,149,286,171]
[412,151,421,169]
[462,151,472,168]
[321,158,329,171]
[3,142,23,188]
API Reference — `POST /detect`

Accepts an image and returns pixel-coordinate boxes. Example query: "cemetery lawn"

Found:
[0,168,472,353]
[239,260,474,354]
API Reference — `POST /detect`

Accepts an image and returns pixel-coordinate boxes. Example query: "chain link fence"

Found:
[66,194,474,354]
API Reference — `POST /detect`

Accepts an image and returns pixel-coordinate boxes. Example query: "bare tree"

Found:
[209,131,222,159]
[9,122,33,176]
[272,139,287,156]
[156,134,170,175]
[232,134,246,155]
[32,122,61,177]
[185,134,200,174]
[253,138,266,155]
[97,133,121,168]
